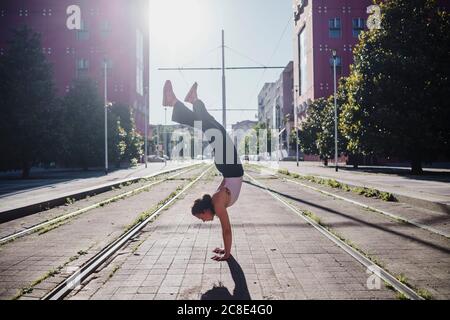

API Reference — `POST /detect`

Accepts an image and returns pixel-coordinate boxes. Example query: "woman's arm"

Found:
[212,205,232,261]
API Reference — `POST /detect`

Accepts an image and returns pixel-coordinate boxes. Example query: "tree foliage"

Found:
[299,97,347,165]
[0,26,59,177]
[340,0,450,174]
[59,78,104,169]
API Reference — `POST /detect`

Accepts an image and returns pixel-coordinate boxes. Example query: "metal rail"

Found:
[0,164,200,245]
[42,165,213,300]
[0,162,201,223]
[281,175,449,239]
[252,164,448,239]
[245,172,424,300]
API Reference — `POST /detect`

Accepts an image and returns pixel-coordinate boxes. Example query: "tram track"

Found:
[249,164,449,239]
[0,164,202,245]
[41,165,214,300]
[0,162,200,224]
[244,171,424,300]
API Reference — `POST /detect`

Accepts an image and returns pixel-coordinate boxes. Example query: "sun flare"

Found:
[149,0,204,47]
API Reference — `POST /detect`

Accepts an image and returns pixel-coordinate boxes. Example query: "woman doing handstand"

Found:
[162,80,244,261]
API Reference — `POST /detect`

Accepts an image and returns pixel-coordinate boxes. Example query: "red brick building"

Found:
[0,0,149,134]
[292,0,372,161]
[292,0,372,121]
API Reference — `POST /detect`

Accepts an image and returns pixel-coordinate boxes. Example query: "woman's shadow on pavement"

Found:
[200,255,251,300]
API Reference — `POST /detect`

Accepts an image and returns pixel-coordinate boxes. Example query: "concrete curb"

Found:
[0,163,198,223]
[275,167,450,215]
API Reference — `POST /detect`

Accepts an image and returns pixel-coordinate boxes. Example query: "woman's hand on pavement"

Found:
[211,253,230,261]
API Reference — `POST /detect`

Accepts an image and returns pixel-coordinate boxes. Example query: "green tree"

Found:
[299,98,335,165]
[124,112,143,166]
[299,95,347,166]
[299,99,322,160]
[108,103,132,168]
[108,118,127,168]
[0,26,59,178]
[60,78,104,169]
[340,0,450,174]
[317,99,336,165]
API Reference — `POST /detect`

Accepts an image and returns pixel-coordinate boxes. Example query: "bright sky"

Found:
[149,0,293,129]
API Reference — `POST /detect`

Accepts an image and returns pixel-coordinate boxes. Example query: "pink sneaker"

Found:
[162,80,177,107]
[184,82,198,104]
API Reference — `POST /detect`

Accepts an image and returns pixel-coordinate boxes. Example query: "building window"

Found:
[19,9,29,17]
[42,9,52,16]
[77,59,89,77]
[329,56,342,69]
[100,21,111,36]
[352,18,365,38]
[275,105,281,129]
[136,29,144,96]
[297,27,307,95]
[77,59,89,70]
[329,18,341,38]
[77,20,89,40]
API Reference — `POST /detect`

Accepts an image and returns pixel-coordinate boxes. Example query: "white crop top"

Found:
[218,176,243,207]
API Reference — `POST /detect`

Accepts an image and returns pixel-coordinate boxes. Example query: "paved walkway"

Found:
[273,162,450,213]
[0,161,197,215]
[72,174,395,300]
[246,167,450,299]
[0,167,205,300]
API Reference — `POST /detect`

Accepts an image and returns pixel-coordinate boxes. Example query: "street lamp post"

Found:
[104,60,110,175]
[332,49,338,172]
[294,86,299,167]
[164,107,167,158]
[144,88,148,168]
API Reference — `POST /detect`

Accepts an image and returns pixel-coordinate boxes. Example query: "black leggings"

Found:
[172,100,244,178]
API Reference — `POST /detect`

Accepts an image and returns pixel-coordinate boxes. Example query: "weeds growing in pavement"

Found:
[13,248,91,300]
[65,197,75,205]
[277,169,396,202]
[105,265,121,283]
[395,292,408,300]
[417,288,433,300]
[302,210,322,225]
[124,184,186,232]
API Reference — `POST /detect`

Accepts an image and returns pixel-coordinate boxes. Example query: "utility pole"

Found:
[158,30,285,128]
[221,30,227,129]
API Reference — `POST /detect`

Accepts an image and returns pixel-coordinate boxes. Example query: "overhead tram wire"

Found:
[164,45,223,89]
[158,66,286,71]
[158,30,286,128]
[245,15,293,109]
[224,45,267,68]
